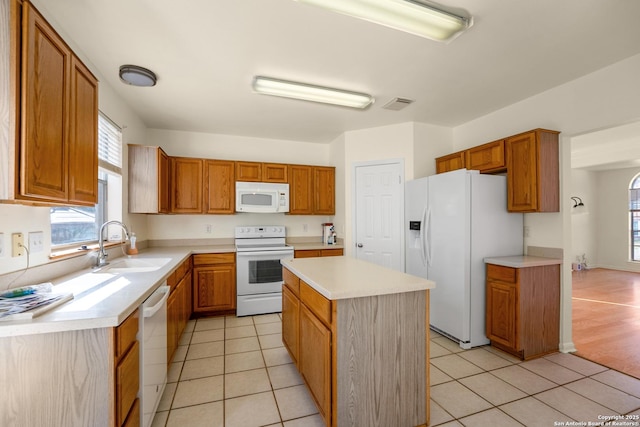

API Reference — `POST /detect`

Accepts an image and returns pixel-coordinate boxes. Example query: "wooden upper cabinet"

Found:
[236,161,288,183]
[128,145,170,213]
[288,165,335,215]
[289,165,313,214]
[506,129,559,212]
[68,56,99,204]
[204,159,235,214]
[16,1,98,206]
[170,157,203,213]
[435,151,465,174]
[235,161,261,182]
[314,166,335,215]
[466,140,505,173]
[263,163,288,183]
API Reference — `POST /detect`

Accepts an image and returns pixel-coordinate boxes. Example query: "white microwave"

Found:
[236,182,290,213]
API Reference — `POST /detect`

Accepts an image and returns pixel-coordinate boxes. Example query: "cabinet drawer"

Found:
[116,341,140,427]
[283,267,300,296]
[294,250,321,258]
[115,310,139,359]
[321,249,343,257]
[193,253,235,266]
[487,264,517,283]
[300,281,331,326]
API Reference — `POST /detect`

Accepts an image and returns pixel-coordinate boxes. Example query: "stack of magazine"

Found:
[0,283,74,321]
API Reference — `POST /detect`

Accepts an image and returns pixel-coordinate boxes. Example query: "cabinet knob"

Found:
[357,243,363,248]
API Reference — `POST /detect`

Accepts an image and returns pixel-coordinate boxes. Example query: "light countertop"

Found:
[289,242,344,251]
[281,256,435,300]
[0,245,234,338]
[484,255,563,268]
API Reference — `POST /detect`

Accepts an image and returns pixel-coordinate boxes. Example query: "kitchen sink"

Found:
[98,257,172,273]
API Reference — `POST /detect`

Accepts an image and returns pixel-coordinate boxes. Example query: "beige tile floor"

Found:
[151,314,640,427]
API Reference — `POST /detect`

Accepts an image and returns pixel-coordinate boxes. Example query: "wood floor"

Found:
[572,268,640,379]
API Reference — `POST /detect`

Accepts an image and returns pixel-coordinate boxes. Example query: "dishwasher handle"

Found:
[143,285,170,318]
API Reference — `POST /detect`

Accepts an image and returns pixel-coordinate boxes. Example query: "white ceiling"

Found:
[34,0,640,144]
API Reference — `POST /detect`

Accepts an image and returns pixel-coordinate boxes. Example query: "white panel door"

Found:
[354,161,403,271]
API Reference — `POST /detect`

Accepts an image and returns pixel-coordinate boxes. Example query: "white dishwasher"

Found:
[139,284,169,427]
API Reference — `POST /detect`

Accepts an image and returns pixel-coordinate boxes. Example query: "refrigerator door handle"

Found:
[420,207,427,266]
[426,207,433,267]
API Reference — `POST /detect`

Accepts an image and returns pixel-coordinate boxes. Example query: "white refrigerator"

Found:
[405,169,523,349]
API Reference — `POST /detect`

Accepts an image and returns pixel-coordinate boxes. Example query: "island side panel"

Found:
[0,328,112,427]
[336,290,427,427]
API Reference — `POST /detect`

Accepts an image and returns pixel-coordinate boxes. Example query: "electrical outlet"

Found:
[205,224,213,233]
[12,233,25,257]
[29,231,44,253]
[0,233,4,257]
[524,226,530,238]
[303,224,308,232]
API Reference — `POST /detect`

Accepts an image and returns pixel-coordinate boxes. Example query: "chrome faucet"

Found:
[96,220,130,267]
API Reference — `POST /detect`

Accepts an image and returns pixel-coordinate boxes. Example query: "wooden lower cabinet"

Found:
[294,248,343,258]
[299,304,332,420]
[486,263,560,360]
[193,253,236,314]
[281,285,300,364]
[114,310,140,427]
[282,267,428,427]
[167,258,193,364]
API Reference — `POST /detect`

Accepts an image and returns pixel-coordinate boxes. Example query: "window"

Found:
[50,112,122,248]
[630,174,640,261]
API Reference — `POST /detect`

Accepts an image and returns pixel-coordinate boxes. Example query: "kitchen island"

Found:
[281,257,435,427]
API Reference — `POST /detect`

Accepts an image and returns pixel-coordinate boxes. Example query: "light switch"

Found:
[29,231,44,253]
[0,233,4,257]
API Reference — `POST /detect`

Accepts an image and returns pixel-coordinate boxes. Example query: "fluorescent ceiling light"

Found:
[295,0,472,42]
[252,76,374,109]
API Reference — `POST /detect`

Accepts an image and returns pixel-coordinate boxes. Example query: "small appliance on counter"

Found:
[322,223,337,245]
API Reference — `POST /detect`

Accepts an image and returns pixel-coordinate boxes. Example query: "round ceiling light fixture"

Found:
[119,65,157,87]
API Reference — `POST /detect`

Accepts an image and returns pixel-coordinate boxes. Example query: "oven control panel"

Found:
[235,226,286,238]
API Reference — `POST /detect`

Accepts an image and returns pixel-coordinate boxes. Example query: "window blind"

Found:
[98,112,122,173]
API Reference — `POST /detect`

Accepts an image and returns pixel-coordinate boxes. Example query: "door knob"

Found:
[357,243,363,248]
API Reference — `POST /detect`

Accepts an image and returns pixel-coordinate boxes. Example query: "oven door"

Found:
[236,249,294,295]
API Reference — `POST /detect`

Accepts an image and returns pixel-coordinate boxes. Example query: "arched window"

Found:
[630,174,640,261]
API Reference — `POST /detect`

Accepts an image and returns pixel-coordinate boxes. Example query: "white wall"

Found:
[413,122,454,178]
[596,167,640,272]
[452,52,640,352]
[570,169,597,267]
[145,129,334,240]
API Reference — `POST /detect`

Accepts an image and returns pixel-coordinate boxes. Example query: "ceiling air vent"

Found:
[382,97,414,111]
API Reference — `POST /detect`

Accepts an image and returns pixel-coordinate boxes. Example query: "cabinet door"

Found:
[193,265,236,312]
[21,2,71,202]
[435,151,465,174]
[236,161,261,182]
[68,56,98,205]
[486,280,518,351]
[506,132,538,212]
[314,166,335,215]
[466,140,505,173]
[204,160,235,214]
[289,165,313,214]
[282,285,300,365]
[167,290,179,363]
[299,305,331,420]
[263,163,288,183]
[158,149,170,213]
[116,341,140,427]
[171,157,203,213]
